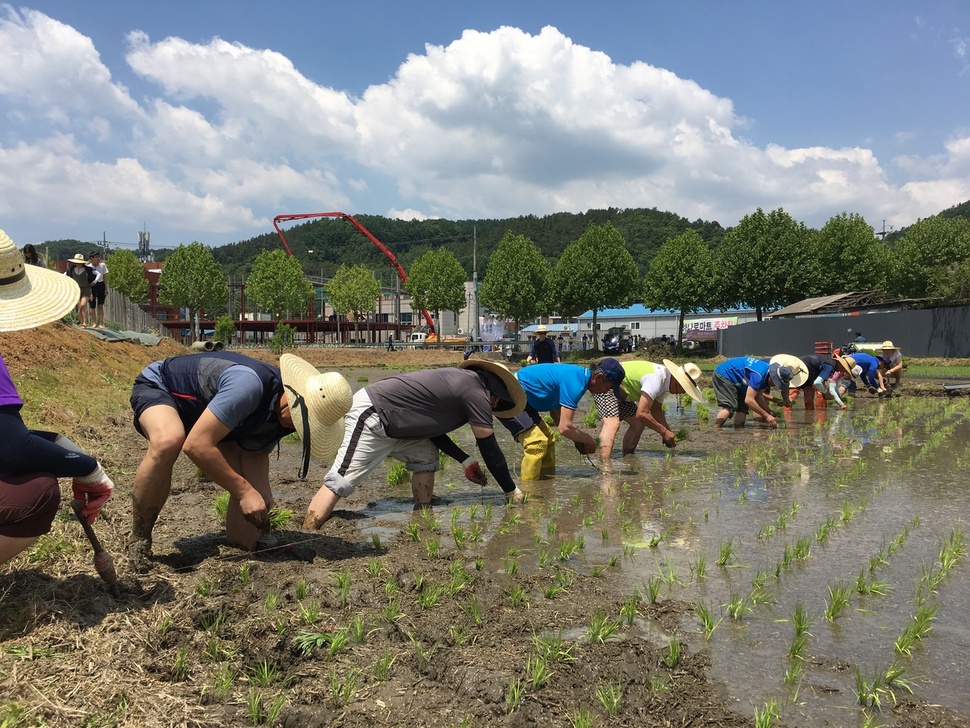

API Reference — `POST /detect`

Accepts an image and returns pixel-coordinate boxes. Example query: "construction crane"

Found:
[272,212,435,333]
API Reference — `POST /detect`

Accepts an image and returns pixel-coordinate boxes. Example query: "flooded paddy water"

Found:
[296,385,970,727]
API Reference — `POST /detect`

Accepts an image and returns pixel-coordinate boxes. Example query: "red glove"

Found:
[72,471,114,525]
[462,458,487,485]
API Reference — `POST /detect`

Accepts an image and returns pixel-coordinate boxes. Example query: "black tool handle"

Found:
[71,499,105,554]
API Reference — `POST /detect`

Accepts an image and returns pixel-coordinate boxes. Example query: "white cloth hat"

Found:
[769,354,810,388]
[0,229,80,332]
[279,354,352,464]
[459,358,526,417]
[662,359,705,404]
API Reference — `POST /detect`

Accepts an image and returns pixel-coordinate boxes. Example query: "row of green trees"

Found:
[103,207,970,345]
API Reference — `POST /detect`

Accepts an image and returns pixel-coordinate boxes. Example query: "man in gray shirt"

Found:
[304,359,526,530]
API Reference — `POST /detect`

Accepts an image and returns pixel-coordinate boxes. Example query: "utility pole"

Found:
[472,226,480,340]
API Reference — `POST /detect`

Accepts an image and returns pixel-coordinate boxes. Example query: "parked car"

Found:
[602,333,621,353]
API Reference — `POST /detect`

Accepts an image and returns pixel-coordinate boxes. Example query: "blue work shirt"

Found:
[714,357,771,391]
[852,353,882,388]
[516,364,590,411]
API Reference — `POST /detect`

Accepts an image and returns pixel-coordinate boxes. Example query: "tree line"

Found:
[36,200,970,345]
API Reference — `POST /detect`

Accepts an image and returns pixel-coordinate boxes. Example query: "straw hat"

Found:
[835,355,857,378]
[881,340,898,350]
[279,353,352,464]
[535,324,548,334]
[459,358,526,417]
[0,229,80,332]
[67,253,88,265]
[662,359,705,404]
[768,354,810,388]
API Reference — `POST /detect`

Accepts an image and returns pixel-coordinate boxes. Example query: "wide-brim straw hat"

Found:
[535,325,548,333]
[881,340,898,350]
[67,253,88,265]
[835,355,857,378]
[459,358,526,418]
[279,353,352,464]
[662,359,705,404]
[0,229,80,332]
[769,354,810,388]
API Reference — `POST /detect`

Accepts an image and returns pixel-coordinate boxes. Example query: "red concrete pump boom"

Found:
[272,212,435,332]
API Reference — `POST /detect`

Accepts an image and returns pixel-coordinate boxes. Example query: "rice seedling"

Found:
[506,584,529,607]
[596,680,623,717]
[328,628,351,657]
[623,543,636,558]
[451,524,470,549]
[424,536,441,558]
[268,505,293,530]
[504,677,524,714]
[474,557,484,571]
[212,491,230,523]
[405,522,421,541]
[823,581,853,621]
[726,592,750,620]
[239,562,251,585]
[532,628,576,663]
[420,508,442,532]
[782,659,802,686]
[274,615,288,635]
[894,601,938,655]
[328,666,362,708]
[373,648,396,682]
[366,557,383,578]
[591,565,606,577]
[526,653,554,690]
[693,600,721,638]
[662,637,681,668]
[503,553,520,574]
[211,666,235,700]
[537,548,550,569]
[246,688,264,725]
[331,569,352,606]
[586,609,621,643]
[791,602,813,638]
[293,629,332,656]
[387,460,410,486]
[370,532,383,551]
[417,583,444,609]
[693,553,707,579]
[463,596,484,626]
[571,493,583,507]
[200,609,227,634]
[716,539,737,566]
[856,570,890,596]
[483,503,493,519]
[787,634,808,662]
[248,658,282,688]
[349,614,373,643]
[171,646,189,682]
[382,599,403,623]
[467,522,483,543]
[295,578,308,600]
[196,578,214,597]
[568,706,595,728]
[753,698,780,728]
[620,592,640,625]
[384,578,400,595]
[542,583,565,599]
[555,567,575,589]
[450,624,470,645]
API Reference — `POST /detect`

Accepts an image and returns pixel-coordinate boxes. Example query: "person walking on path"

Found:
[87,251,108,329]
[128,351,351,565]
[594,359,705,462]
[304,360,527,530]
[0,230,113,566]
[64,253,95,328]
[527,325,560,364]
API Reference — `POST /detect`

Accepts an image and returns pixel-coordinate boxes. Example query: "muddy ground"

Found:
[1,325,967,727]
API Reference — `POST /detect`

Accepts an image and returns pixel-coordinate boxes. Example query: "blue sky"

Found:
[1,1,968,250]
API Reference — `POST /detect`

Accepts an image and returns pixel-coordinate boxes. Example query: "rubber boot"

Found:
[537,419,556,474]
[518,425,550,481]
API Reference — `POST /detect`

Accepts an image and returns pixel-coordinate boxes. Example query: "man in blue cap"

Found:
[499,358,625,479]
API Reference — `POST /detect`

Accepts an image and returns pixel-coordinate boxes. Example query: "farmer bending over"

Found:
[305,360,527,529]
[128,352,350,566]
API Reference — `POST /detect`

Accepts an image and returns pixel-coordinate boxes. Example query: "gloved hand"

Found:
[462,457,487,485]
[72,469,114,525]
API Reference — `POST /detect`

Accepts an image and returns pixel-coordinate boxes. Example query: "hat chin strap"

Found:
[285,385,311,479]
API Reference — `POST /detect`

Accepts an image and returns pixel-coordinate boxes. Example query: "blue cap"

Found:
[598,357,626,397]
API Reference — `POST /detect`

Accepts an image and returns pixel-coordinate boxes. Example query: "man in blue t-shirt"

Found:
[499,359,625,479]
[712,356,791,428]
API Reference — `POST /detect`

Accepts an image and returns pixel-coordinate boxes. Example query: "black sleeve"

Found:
[430,434,470,464]
[476,433,517,494]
